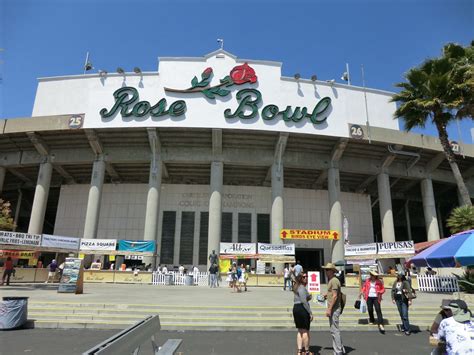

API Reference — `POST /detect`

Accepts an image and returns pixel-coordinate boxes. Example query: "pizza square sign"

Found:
[307,271,321,294]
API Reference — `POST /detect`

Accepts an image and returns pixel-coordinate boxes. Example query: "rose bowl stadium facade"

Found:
[1,50,473,270]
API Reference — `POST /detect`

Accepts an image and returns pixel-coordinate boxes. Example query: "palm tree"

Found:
[446,205,474,234]
[0,198,15,231]
[391,42,473,206]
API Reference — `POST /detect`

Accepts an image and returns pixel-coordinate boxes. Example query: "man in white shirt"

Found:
[294,261,303,277]
[178,265,185,274]
[438,300,474,355]
[161,265,168,274]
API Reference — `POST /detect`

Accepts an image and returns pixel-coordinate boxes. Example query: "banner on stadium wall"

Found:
[219,243,256,255]
[377,241,414,255]
[344,243,377,257]
[41,234,80,250]
[0,231,41,247]
[118,240,155,253]
[257,243,295,255]
[79,239,117,251]
[0,250,37,259]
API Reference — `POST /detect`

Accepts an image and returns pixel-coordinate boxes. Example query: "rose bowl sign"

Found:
[99,63,332,126]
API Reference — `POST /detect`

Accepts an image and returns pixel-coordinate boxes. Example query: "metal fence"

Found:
[152,271,209,286]
[417,274,459,293]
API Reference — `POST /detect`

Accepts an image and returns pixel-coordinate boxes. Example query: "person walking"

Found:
[322,263,345,355]
[361,271,385,333]
[1,256,14,286]
[45,259,58,283]
[283,263,292,291]
[292,273,313,355]
[209,263,218,288]
[391,273,413,335]
[294,260,303,277]
[239,263,247,292]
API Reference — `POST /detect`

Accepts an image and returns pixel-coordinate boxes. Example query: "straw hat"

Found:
[369,271,379,277]
[322,262,337,271]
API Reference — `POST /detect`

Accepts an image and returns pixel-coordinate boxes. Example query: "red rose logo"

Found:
[201,67,213,80]
[230,63,257,85]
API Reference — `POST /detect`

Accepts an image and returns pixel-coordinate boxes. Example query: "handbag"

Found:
[354,300,361,309]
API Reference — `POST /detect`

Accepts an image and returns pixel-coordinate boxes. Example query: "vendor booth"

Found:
[344,241,416,289]
[219,242,295,286]
[0,231,80,283]
[0,231,158,284]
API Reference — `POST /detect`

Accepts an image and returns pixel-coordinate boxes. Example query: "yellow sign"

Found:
[219,259,231,273]
[0,250,37,259]
[109,255,115,262]
[280,229,339,240]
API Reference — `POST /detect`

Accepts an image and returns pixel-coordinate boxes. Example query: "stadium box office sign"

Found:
[100,63,332,125]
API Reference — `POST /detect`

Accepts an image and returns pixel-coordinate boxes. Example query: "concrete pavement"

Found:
[0,329,435,355]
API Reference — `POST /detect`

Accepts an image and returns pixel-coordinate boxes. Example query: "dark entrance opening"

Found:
[295,248,324,281]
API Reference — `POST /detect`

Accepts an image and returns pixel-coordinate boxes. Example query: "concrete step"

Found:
[26,302,437,330]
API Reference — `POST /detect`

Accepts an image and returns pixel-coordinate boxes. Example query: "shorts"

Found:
[48,272,55,277]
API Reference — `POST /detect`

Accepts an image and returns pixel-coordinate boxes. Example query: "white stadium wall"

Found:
[32,51,399,136]
[54,184,373,265]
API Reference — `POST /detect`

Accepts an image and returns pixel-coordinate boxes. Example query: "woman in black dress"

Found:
[293,273,313,355]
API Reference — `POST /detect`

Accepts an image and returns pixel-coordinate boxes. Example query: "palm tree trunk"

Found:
[435,121,472,206]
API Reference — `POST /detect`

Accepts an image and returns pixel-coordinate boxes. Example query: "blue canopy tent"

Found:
[411,229,474,268]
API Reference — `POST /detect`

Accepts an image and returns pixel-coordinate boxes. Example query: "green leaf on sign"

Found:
[202,89,215,99]
[195,79,210,88]
[191,76,198,88]
[215,88,230,97]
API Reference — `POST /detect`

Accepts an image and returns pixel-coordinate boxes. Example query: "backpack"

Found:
[237,268,242,278]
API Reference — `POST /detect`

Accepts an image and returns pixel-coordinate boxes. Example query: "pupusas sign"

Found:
[100,63,331,125]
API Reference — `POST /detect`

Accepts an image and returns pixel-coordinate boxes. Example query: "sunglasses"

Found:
[302,275,307,279]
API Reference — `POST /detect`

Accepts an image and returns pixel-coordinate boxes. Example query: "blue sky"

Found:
[1,0,473,143]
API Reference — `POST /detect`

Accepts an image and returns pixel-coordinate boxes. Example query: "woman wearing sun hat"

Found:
[360,270,386,332]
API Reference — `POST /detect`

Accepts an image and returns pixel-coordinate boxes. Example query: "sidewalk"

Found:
[0,283,454,308]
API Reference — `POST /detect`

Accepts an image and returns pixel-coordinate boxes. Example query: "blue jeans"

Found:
[284,277,292,290]
[395,298,410,332]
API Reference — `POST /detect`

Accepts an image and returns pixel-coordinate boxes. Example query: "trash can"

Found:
[185,274,194,286]
[164,274,173,285]
[0,297,28,330]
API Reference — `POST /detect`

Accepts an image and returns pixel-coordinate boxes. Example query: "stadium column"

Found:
[271,163,284,272]
[28,160,53,234]
[0,167,5,193]
[421,178,440,241]
[83,157,106,240]
[377,172,396,242]
[328,165,343,263]
[208,161,223,269]
[143,157,161,268]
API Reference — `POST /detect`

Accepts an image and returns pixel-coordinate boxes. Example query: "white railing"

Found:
[152,271,209,286]
[417,274,459,293]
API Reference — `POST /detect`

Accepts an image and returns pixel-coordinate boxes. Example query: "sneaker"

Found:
[378,324,385,333]
[404,331,411,336]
